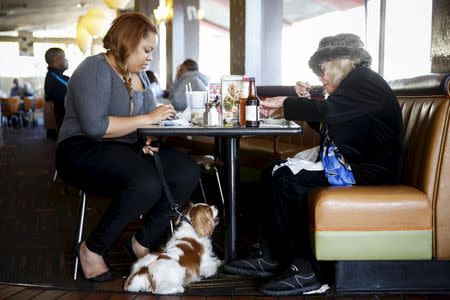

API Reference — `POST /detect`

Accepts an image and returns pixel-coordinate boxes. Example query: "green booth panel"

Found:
[313,230,432,260]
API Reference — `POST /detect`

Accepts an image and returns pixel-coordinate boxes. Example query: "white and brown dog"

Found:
[124,203,222,294]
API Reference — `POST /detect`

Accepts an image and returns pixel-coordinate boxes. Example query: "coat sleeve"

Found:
[283,71,384,123]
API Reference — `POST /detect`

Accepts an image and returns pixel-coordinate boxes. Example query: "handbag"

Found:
[320,123,355,186]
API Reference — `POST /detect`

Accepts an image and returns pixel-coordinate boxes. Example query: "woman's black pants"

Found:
[56,136,200,256]
[260,161,329,265]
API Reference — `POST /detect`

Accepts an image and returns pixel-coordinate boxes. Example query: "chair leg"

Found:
[213,166,225,205]
[52,170,58,183]
[74,190,87,280]
[199,178,207,204]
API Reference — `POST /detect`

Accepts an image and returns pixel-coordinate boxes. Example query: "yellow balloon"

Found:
[104,0,131,10]
[77,17,92,54]
[80,8,106,37]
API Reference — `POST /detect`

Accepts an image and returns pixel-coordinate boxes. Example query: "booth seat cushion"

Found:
[308,185,433,260]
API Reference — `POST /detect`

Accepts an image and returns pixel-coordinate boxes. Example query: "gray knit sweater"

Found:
[58,53,158,144]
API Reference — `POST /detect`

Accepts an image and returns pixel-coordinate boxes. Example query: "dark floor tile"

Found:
[183,296,207,300]
[109,294,137,300]
[31,290,67,300]
[206,297,232,300]
[0,286,26,300]
[83,293,113,300]
[5,288,44,300]
[159,296,183,300]
[57,291,90,300]
[134,294,158,300]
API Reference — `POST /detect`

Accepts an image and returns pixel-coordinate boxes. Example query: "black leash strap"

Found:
[152,150,191,226]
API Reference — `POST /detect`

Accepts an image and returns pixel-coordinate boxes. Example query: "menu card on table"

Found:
[221,75,246,127]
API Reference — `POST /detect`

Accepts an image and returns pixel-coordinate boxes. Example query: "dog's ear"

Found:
[190,205,215,237]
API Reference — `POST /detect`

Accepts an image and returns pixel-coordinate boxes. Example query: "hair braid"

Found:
[106,49,134,114]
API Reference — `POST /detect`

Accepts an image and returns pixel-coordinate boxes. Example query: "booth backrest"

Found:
[393,74,450,259]
[397,96,450,259]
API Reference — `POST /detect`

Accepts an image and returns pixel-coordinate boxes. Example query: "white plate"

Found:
[260,118,287,125]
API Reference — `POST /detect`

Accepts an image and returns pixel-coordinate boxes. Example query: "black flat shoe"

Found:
[122,238,137,261]
[75,242,119,283]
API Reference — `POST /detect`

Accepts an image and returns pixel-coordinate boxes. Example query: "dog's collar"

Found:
[180,215,192,226]
[169,211,192,226]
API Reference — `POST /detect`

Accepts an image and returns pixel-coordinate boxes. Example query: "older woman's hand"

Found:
[260,96,287,118]
[142,136,159,155]
[295,81,310,98]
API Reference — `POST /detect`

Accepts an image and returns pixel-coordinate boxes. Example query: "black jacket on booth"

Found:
[283,66,404,185]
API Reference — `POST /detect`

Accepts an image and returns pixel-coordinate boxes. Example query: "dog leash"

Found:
[151,145,192,231]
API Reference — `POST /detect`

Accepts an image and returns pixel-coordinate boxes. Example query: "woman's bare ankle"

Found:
[80,241,109,278]
[132,236,149,259]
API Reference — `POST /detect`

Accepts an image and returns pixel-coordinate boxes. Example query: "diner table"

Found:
[138,123,303,262]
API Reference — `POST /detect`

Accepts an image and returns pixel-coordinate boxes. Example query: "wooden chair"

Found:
[1,97,21,127]
[34,97,44,110]
[0,98,7,137]
[23,97,34,122]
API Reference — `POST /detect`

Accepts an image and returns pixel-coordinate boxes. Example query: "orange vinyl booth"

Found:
[301,73,450,292]
[258,75,450,292]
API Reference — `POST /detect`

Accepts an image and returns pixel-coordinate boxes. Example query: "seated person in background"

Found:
[44,47,70,131]
[23,82,35,98]
[168,58,209,111]
[56,12,200,282]
[10,78,24,98]
[145,70,167,99]
[224,33,405,296]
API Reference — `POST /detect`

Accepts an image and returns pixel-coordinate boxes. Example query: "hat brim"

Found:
[308,46,372,75]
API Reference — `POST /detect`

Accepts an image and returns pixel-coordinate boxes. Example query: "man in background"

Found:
[168,58,209,111]
[10,78,24,98]
[44,48,69,131]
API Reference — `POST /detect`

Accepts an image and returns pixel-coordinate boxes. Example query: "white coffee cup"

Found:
[186,91,207,109]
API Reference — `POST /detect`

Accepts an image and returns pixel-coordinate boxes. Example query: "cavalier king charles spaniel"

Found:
[124,203,221,294]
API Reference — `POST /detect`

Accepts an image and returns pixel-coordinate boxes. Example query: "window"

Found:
[199,19,230,84]
[281,0,433,85]
[282,3,365,85]
[383,0,432,80]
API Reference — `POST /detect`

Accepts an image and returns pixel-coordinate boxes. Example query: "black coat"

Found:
[44,66,69,104]
[283,66,404,185]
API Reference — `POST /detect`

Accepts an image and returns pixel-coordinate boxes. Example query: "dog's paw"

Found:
[154,286,184,295]
[124,275,151,292]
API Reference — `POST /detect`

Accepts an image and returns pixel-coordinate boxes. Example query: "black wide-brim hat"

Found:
[308,33,372,75]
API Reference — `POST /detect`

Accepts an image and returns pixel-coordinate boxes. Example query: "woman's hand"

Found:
[260,96,287,118]
[146,104,176,124]
[142,136,159,155]
[295,81,310,98]
[105,105,176,139]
